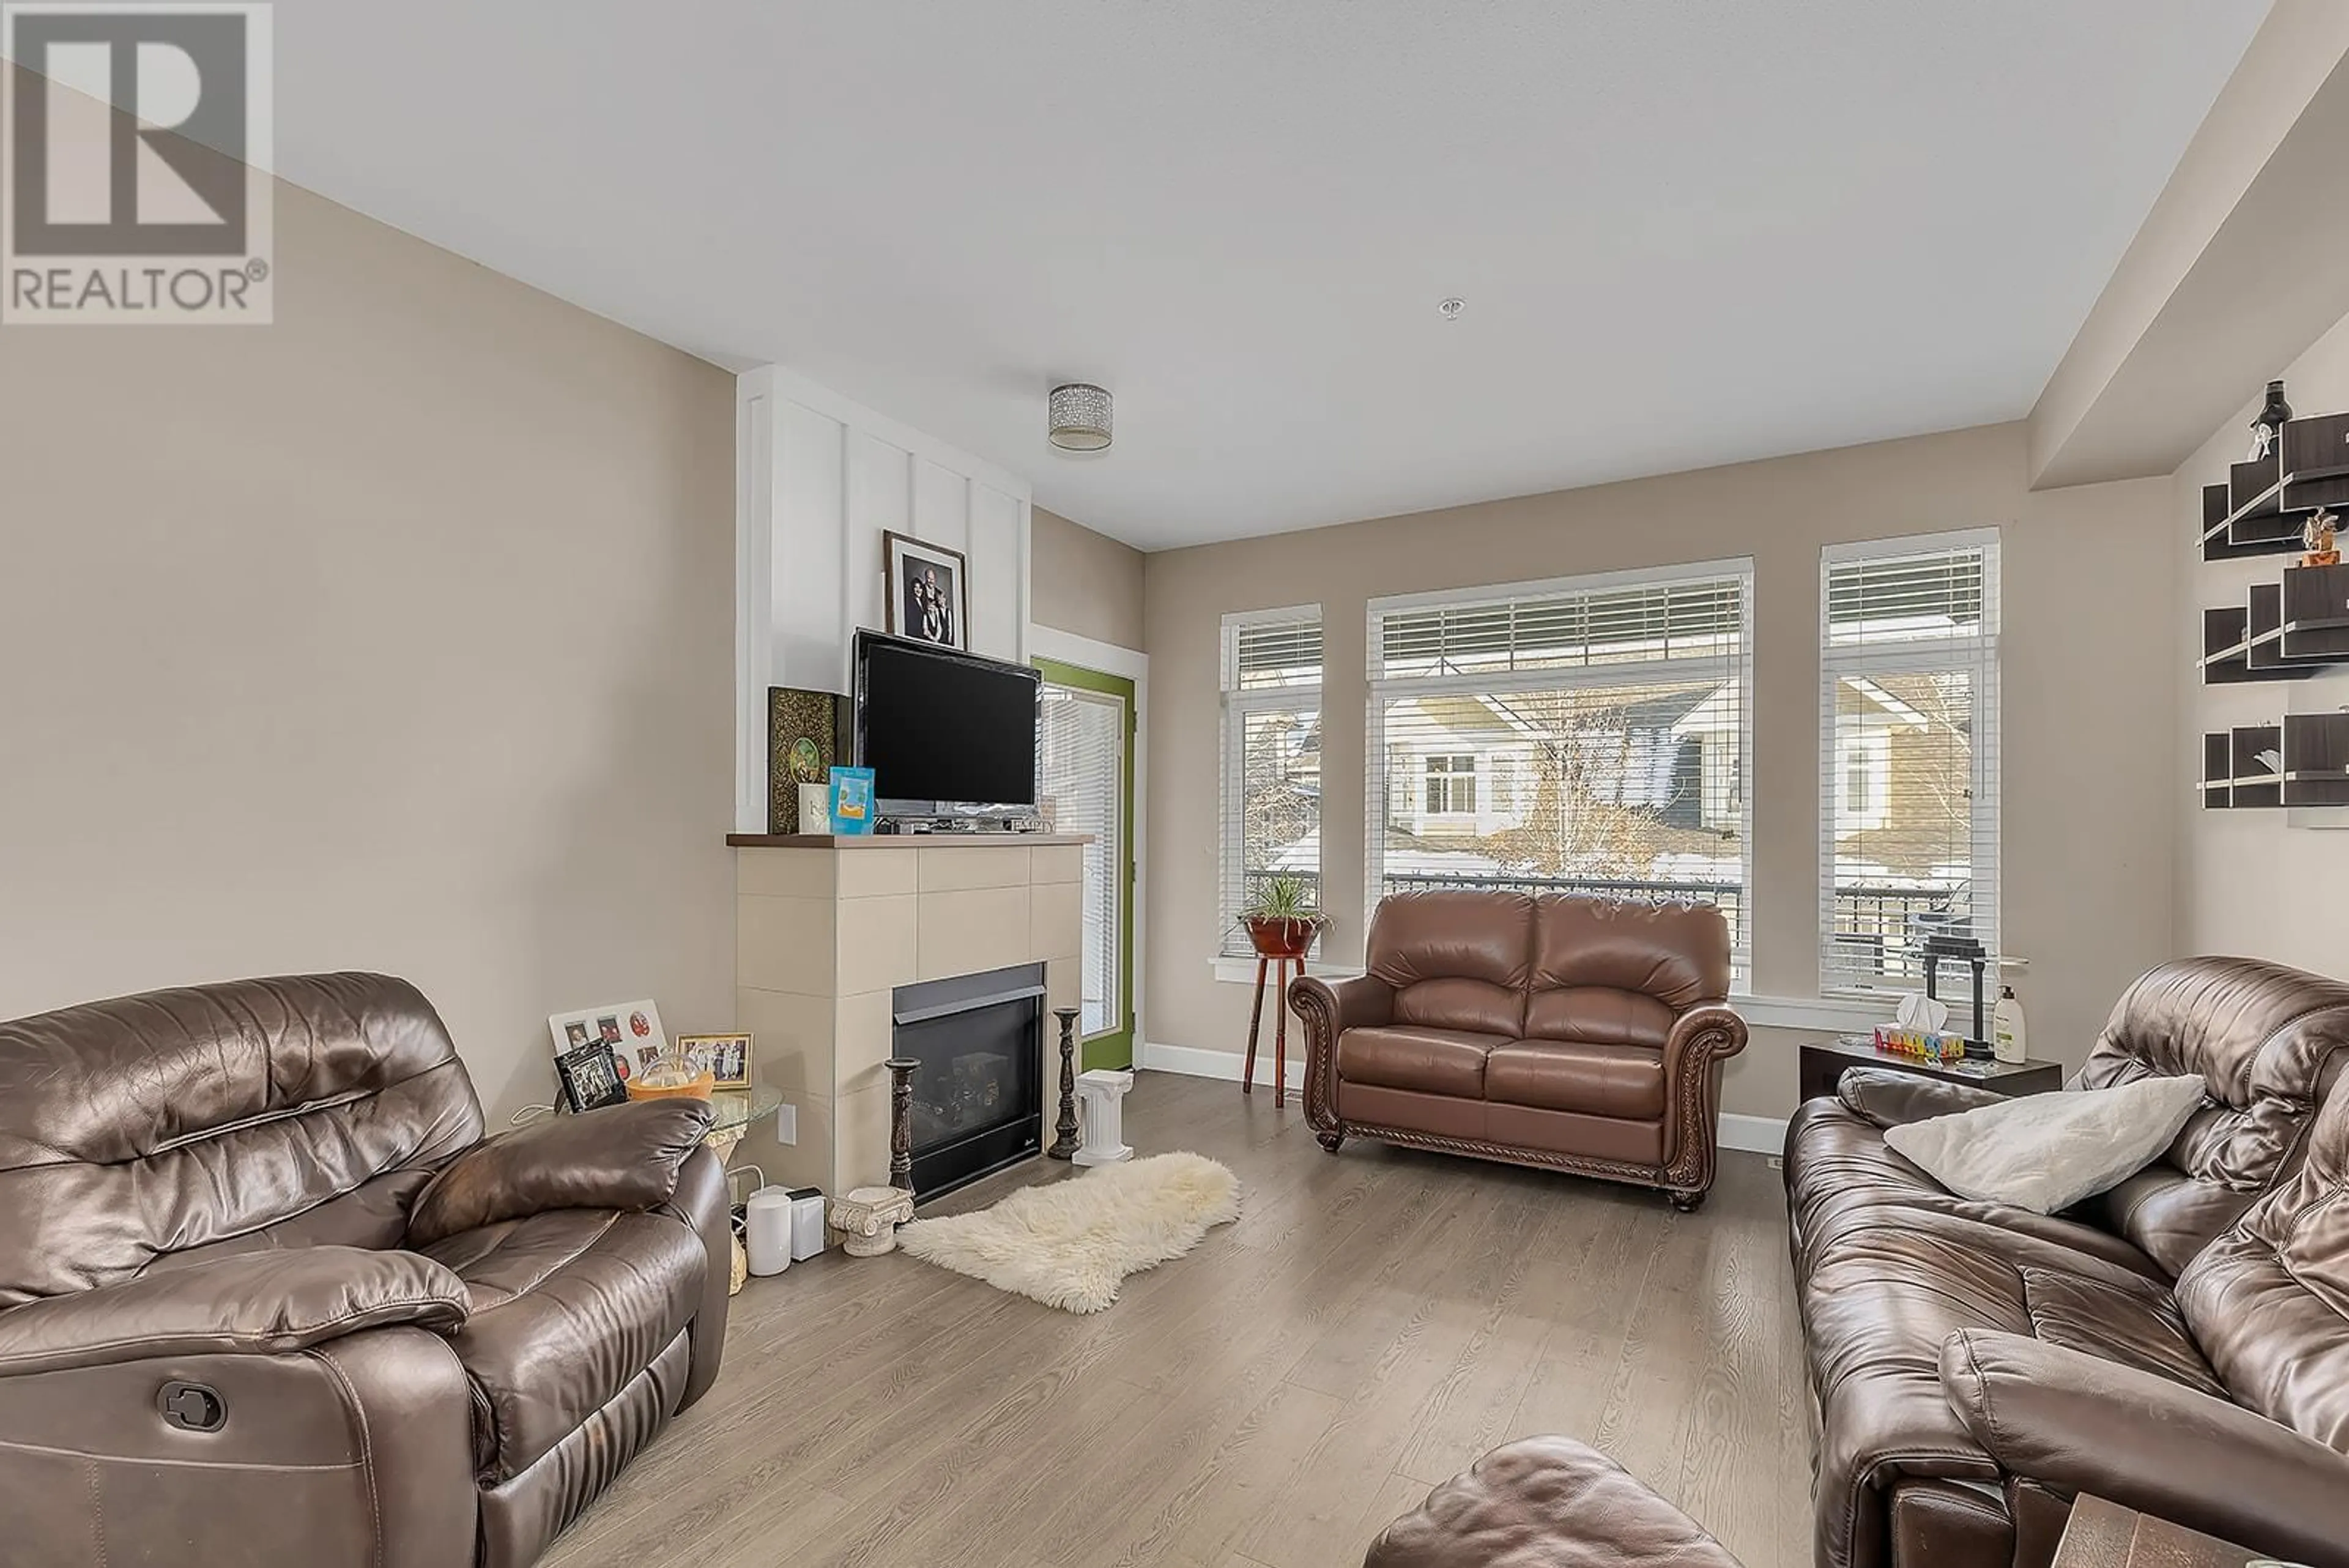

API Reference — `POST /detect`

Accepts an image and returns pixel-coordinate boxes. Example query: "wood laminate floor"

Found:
[542,1071,1813,1568]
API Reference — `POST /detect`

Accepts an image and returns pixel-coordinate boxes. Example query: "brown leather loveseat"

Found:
[1784,956,2349,1568]
[0,972,734,1568]
[1292,889,1749,1207]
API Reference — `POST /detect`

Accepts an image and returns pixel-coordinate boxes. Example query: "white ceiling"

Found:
[272,1,2268,550]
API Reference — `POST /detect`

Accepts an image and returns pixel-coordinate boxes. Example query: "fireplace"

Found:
[891,963,1045,1199]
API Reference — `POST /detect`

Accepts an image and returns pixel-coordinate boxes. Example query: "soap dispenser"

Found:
[1993,985,2028,1065]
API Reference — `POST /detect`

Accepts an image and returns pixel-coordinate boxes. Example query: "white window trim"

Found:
[1837,731,1892,830]
[1817,528,2001,998]
[1699,732,1742,831]
[1221,605,1323,959]
[1367,552,1765,615]
[1421,754,1479,817]
[1364,557,1757,979]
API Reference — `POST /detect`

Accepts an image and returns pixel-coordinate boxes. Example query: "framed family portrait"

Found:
[677,1033,754,1089]
[881,530,969,650]
[554,1042,628,1113]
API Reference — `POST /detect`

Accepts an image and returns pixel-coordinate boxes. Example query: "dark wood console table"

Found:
[1797,1033,2063,1104]
[2054,1496,2254,1568]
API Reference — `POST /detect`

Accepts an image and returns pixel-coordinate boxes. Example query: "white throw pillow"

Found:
[1882,1074,2207,1215]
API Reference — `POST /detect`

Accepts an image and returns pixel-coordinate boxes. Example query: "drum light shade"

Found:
[1048,383,1113,451]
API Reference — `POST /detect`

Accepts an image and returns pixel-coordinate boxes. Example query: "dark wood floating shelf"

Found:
[2202,604,2317,684]
[2202,715,2349,809]
[2199,406,2349,693]
[2198,404,2349,828]
[2281,412,2349,512]
[2199,411,2349,561]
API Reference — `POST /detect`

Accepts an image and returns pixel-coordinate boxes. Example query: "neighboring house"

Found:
[1303,673,1964,904]
[1380,693,1542,841]
[1379,686,1743,846]
[1827,672,1975,887]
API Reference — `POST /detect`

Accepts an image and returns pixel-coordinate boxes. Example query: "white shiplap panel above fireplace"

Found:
[735,366,1032,831]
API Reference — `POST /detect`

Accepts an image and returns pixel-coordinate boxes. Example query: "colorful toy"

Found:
[1872,1025,1969,1063]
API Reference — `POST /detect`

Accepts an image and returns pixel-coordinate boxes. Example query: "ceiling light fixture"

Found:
[1047,383,1113,452]
[1438,297,1464,321]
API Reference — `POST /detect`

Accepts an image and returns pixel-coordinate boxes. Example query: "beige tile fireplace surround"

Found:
[730,834,1088,1194]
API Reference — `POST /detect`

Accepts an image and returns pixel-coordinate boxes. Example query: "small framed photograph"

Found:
[555,1042,628,1113]
[679,1033,754,1089]
[828,765,876,835]
[881,530,969,650]
[548,1000,667,1069]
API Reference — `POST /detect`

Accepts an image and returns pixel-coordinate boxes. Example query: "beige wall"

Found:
[0,179,738,1121]
[1144,423,2177,1120]
[1031,505,1146,651]
[2030,4,2349,487]
[2175,306,2349,968]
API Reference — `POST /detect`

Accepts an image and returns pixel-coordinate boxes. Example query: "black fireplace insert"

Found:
[891,963,1044,1199]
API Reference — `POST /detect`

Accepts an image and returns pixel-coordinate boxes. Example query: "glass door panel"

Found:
[1036,659,1135,1069]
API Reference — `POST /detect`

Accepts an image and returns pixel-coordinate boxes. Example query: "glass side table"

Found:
[702,1085,784,1297]
[702,1083,785,1166]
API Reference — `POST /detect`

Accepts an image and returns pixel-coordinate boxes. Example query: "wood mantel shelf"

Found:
[727,832,1093,848]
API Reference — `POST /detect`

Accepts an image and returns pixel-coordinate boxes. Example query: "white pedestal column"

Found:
[1073,1068,1135,1166]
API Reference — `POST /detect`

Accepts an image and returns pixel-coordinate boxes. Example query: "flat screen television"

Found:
[846,630,1041,819]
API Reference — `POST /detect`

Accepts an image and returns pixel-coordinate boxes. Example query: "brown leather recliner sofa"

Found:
[0,972,734,1568]
[1784,955,2349,1568]
[1291,889,1749,1208]
[1363,956,2349,1568]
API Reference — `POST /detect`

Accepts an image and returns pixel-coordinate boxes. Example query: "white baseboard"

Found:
[1139,1041,1304,1091]
[1719,1112,1789,1156]
[1145,1041,1790,1154]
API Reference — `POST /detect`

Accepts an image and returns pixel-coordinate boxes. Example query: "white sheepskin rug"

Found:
[896,1152,1241,1313]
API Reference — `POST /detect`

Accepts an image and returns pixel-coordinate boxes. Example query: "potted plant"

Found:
[1239,874,1324,960]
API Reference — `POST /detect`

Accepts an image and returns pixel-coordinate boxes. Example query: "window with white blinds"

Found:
[1819,533,2000,994]
[1220,606,1323,957]
[1366,562,1754,973]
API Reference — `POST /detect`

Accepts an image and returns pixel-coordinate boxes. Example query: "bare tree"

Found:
[1440,688,1716,878]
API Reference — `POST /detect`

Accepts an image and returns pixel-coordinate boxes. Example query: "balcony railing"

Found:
[1233,869,1967,981]
[1381,871,1745,952]
[1826,882,1971,979]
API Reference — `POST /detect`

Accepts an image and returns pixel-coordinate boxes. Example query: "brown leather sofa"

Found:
[1291,889,1749,1208]
[0,972,734,1568]
[1784,956,2349,1568]
[1365,957,2349,1568]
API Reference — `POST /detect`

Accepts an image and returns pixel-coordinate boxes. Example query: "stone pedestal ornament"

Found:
[829,1186,916,1257]
[885,1056,920,1192]
[1048,1008,1082,1161]
[1073,1068,1135,1167]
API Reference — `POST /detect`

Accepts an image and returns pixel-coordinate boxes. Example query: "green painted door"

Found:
[1034,657,1136,1071]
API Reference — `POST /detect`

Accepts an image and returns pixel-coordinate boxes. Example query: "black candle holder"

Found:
[1048,1008,1082,1161]
[885,1057,920,1192]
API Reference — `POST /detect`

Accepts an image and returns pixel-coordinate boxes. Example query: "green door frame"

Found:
[1034,656,1136,1071]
